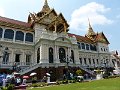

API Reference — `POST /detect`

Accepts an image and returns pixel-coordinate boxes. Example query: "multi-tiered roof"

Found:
[0,0,109,44]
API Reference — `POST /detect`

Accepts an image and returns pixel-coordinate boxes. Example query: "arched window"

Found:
[15,31,24,41]
[71,50,74,63]
[77,42,81,49]
[37,48,40,63]
[93,59,95,64]
[79,58,82,64]
[49,47,53,63]
[25,33,33,42]
[59,48,66,63]
[81,43,85,49]
[0,27,3,38]
[93,45,97,51]
[84,58,87,65]
[90,44,97,51]
[86,44,89,50]
[4,29,14,39]
[88,58,91,65]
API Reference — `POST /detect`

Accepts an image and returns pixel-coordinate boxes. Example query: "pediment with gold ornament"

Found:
[38,9,58,25]
[96,32,109,44]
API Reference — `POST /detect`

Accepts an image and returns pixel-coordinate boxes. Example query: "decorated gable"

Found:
[96,32,109,44]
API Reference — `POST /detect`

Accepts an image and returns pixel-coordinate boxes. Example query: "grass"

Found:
[28,78,120,90]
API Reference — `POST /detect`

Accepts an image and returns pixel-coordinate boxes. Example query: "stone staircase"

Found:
[19,63,40,75]
[18,63,94,76]
[80,66,94,75]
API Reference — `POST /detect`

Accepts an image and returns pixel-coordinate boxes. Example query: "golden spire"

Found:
[88,18,92,29]
[87,18,96,36]
[42,0,50,12]
[44,0,48,6]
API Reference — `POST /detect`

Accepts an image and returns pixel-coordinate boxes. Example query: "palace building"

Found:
[0,0,115,81]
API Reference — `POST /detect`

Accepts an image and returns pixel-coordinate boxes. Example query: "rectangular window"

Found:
[84,58,87,65]
[88,58,91,65]
[86,44,89,50]
[81,43,85,49]
[26,55,31,65]
[79,58,82,64]
[77,42,81,49]
[93,59,95,64]
[15,54,20,64]
[96,59,99,64]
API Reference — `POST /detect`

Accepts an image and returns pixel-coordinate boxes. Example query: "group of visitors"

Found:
[0,73,27,87]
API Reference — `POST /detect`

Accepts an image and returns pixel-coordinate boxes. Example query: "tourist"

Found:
[2,78,6,87]
[42,76,47,83]
[22,79,27,85]
[16,77,21,86]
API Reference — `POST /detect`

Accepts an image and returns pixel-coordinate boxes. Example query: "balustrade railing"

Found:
[0,61,33,68]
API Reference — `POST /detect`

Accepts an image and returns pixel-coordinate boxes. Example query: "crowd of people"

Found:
[0,73,27,87]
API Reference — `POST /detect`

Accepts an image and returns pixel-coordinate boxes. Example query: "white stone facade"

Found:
[0,24,113,70]
[0,0,115,74]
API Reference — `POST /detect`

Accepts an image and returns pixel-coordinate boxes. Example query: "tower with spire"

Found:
[86,19,96,41]
[37,0,50,17]
[41,0,50,13]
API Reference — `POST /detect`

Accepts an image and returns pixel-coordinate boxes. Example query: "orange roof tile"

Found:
[0,16,31,28]
[95,32,109,44]
[68,33,94,44]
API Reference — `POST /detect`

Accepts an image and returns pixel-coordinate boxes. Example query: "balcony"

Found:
[0,62,32,70]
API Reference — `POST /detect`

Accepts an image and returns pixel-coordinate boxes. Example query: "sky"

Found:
[0,0,120,52]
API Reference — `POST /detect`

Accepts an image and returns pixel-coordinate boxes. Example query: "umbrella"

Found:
[6,75,12,79]
[23,76,29,79]
[13,72,20,75]
[30,72,37,76]
[46,73,50,76]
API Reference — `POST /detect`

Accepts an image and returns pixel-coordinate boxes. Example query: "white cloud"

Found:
[69,2,113,33]
[0,8,5,16]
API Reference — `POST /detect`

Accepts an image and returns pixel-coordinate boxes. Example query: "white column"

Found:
[67,47,71,63]
[40,44,45,63]
[40,45,43,63]
[45,44,49,63]
[2,28,5,40]
[24,32,26,43]
[10,50,14,63]
[21,51,25,65]
[34,47,38,64]
[68,47,71,57]
[56,46,60,63]
[54,45,57,63]
[13,31,16,42]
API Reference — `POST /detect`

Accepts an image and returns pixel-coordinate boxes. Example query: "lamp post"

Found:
[65,55,72,80]
[101,57,109,78]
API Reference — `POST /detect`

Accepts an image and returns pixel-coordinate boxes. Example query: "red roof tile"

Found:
[95,32,109,44]
[0,16,31,28]
[68,33,94,44]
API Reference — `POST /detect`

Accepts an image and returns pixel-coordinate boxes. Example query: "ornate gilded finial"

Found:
[88,18,92,29]
[42,0,50,12]
[87,18,96,36]
[44,0,48,6]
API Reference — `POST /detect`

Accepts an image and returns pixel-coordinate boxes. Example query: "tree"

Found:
[76,69,83,76]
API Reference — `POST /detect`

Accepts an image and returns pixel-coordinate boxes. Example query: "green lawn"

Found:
[28,78,120,90]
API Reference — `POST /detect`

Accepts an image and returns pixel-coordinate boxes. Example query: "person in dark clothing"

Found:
[11,77,15,85]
